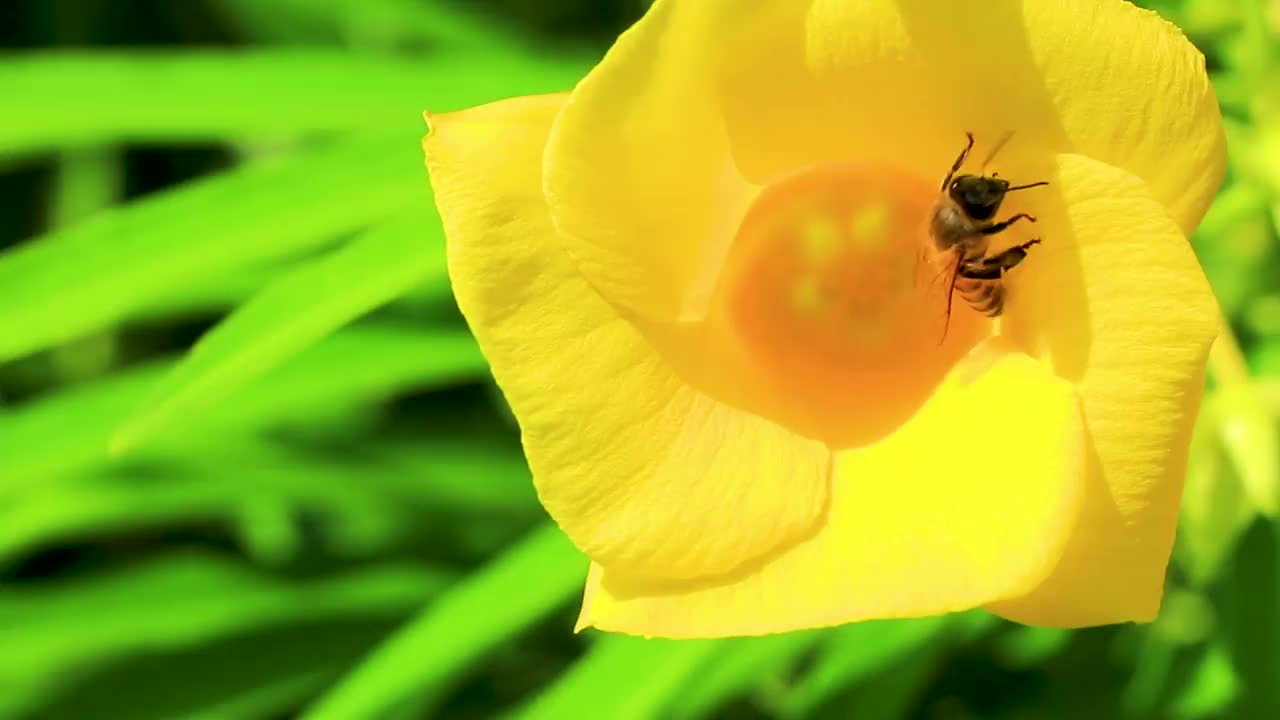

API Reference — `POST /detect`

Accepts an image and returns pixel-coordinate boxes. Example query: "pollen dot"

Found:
[790,275,824,314]
[849,200,892,248]
[800,216,842,264]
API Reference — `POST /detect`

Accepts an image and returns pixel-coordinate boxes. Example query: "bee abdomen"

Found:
[954,276,1006,317]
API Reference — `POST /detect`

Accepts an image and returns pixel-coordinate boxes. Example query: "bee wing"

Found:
[939,255,960,345]
[915,247,961,346]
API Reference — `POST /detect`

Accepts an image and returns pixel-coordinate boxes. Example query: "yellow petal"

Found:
[994,153,1219,626]
[585,0,1221,240]
[543,1,757,322]
[578,344,1085,638]
[425,94,831,582]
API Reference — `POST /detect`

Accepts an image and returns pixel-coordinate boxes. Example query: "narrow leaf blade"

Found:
[302,524,585,720]
[0,133,424,363]
[110,206,448,453]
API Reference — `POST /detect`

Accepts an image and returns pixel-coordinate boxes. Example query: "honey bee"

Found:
[929,132,1048,330]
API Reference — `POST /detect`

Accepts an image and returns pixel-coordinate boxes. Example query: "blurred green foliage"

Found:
[0,0,1277,718]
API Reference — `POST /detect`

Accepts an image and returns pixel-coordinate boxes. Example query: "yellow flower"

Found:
[424,0,1225,638]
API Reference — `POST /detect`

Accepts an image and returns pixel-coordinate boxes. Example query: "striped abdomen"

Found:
[953,275,1006,317]
[949,238,1039,318]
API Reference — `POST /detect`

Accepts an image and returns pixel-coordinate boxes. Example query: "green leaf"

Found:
[1151,589,1216,648]
[673,632,823,720]
[0,553,451,718]
[0,360,161,484]
[994,626,1073,668]
[3,448,354,564]
[1215,384,1280,516]
[183,669,333,720]
[137,252,323,321]
[301,523,585,720]
[515,635,722,720]
[0,50,588,157]
[1170,642,1242,720]
[1245,293,1280,338]
[49,146,123,228]
[0,133,424,364]
[111,206,449,454]
[1,434,538,566]
[217,0,526,53]
[1218,519,1280,716]
[0,325,488,485]
[1123,623,1178,716]
[371,439,536,516]
[792,644,942,720]
[1176,398,1257,585]
[778,616,954,718]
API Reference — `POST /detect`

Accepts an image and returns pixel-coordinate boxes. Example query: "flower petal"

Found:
[543,0,757,322]
[994,153,1219,626]
[425,94,831,582]
[578,344,1084,638]
[711,0,1222,234]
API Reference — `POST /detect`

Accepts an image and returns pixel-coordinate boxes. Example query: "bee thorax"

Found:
[930,203,980,252]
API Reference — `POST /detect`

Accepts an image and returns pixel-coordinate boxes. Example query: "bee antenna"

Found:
[1006,181,1050,192]
[980,131,1015,172]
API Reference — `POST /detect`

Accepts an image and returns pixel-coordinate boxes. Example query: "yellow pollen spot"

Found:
[790,275,824,314]
[800,215,841,264]
[849,200,892,249]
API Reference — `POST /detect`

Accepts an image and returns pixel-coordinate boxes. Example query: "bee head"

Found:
[948,174,1009,221]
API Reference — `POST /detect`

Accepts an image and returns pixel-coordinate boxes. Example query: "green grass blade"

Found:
[28,617,401,720]
[217,0,525,53]
[0,554,451,718]
[0,133,424,364]
[1,436,538,566]
[3,446,383,564]
[1177,397,1257,585]
[1169,642,1241,720]
[0,361,161,484]
[183,670,333,720]
[110,206,448,454]
[371,439,536,516]
[778,616,953,718]
[134,257,299,319]
[302,523,585,720]
[0,50,589,157]
[673,632,823,720]
[800,645,941,720]
[515,635,722,720]
[206,325,486,430]
[994,626,1074,668]
[1215,384,1280,517]
[0,325,487,484]
[49,147,123,227]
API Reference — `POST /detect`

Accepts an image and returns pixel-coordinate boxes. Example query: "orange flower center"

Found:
[714,162,989,447]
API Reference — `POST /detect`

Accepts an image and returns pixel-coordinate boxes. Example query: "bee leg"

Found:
[941,132,976,190]
[979,213,1037,236]
[958,239,1041,280]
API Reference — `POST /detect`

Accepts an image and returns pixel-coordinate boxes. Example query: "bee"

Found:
[929,132,1048,331]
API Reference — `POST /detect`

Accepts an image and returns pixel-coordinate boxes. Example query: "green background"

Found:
[1,0,1277,718]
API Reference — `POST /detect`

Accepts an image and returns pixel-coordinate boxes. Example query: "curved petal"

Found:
[543,0,757,322]
[648,0,1220,235]
[425,94,831,582]
[578,344,1085,638]
[993,153,1218,626]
